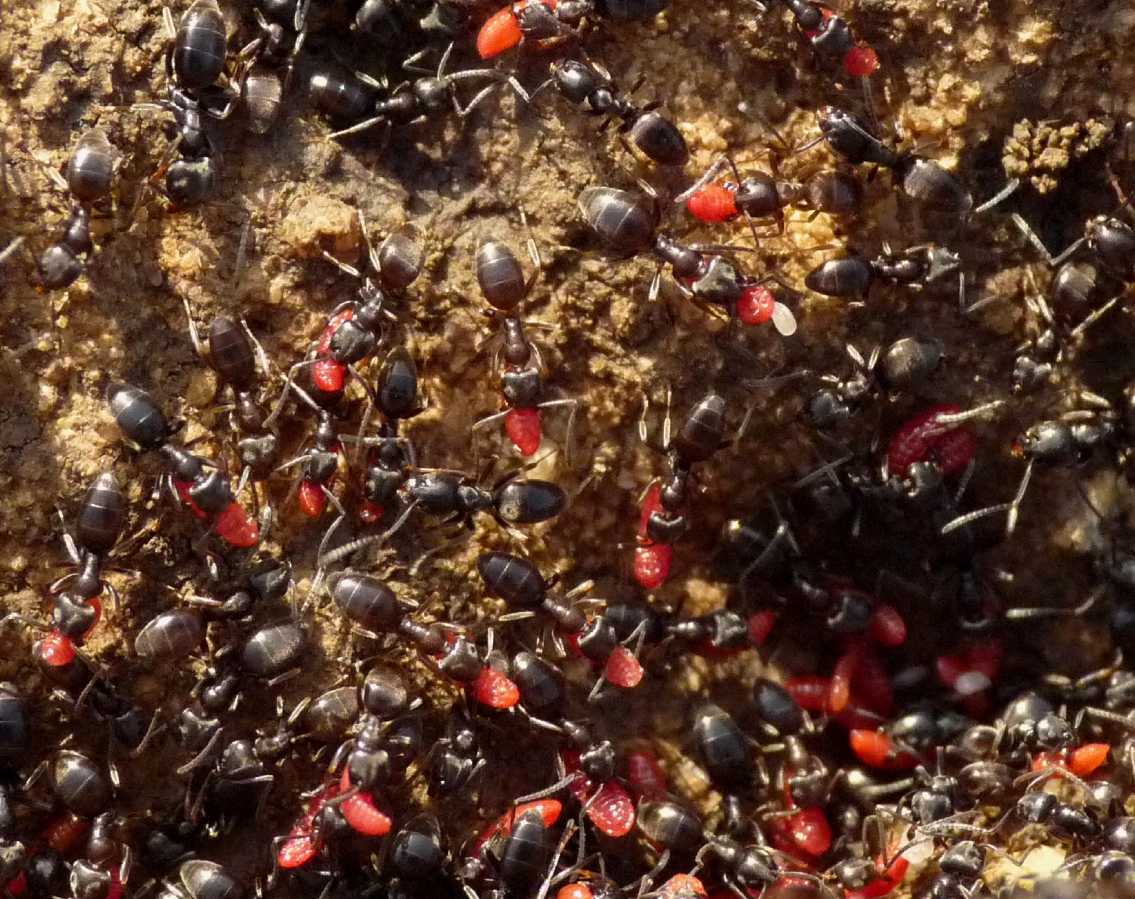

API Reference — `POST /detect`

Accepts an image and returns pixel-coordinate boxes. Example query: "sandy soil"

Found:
[2,0,1135,886]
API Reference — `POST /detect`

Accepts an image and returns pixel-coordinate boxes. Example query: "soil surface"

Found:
[2,0,1135,889]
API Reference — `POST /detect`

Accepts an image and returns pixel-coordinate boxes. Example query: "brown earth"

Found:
[1,0,1134,887]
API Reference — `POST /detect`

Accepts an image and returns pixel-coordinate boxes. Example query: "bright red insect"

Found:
[770,806,832,860]
[297,479,330,518]
[687,183,739,223]
[37,630,77,668]
[505,407,542,456]
[848,730,919,771]
[469,665,521,709]
[338,768,392,836]
[738,285,778,326]
[476,0,559,59]
[605,645,644,689]
[212,500,261,548]
[633,543,672,590]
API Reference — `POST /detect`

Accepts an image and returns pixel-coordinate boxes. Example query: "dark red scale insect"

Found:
[624,749,668,798]
[935,637,1002,718]
[851,645,893,717]
[785,676,830,713]
[634,484,674,590]
[748,610,779,646]
[867,604,906,646]
[886,404,977,478]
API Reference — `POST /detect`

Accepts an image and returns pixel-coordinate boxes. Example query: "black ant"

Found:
[37,129,120,290]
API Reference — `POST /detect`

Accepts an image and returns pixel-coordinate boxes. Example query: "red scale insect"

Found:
[470,799,563,861]
[845,854,909,899]
[799,5,880,78]
[505,406,542,457]
[338,767,393,836]
[468,664,521,709]
[848,730,920,771]
[476,0,559,59]
[1031,743,1109,777]
[635,483,673,590]
[172,480,260,547]
[277,781,340,870]
[37,630,78,668]
[769,806,832,861]
[748,610,779,646]
[887,404,976,478]
[560,751,636,838]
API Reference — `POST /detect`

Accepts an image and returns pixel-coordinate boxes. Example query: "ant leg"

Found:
[931,400,1005,425]
[472,409,512,433]
[537,398,579,466]
[673,156,732,205]
[162,5,176,39]
[328,116,388,141]
[0,236,24,266]
[263,359,317,428]
[451,80,503,118]
[1011,212,1085,267]
[1003,585,1102,621]
[182,298,208,361]
[402,47,437,77]
[318,500,419,569]
[1070,292,1123,339]
[973,178,1019,216]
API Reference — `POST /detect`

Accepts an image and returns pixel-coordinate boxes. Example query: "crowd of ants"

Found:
[7,1,1135,899]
